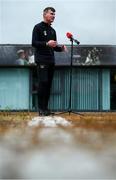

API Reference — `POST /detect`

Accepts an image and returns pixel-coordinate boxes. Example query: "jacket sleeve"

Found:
[32,25,47,48]
[53,31,63,52]
[54,46,63,52]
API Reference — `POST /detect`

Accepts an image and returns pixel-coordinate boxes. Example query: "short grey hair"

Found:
[43,7,55,13]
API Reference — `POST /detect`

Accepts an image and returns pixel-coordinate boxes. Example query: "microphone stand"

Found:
[56,38,83,116]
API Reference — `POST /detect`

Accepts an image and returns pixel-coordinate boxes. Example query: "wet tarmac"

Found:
[0,115,116,179]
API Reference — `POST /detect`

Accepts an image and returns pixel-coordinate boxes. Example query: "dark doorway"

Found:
[110,70,116,110]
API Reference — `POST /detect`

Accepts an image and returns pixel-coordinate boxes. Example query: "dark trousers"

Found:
[37,63,54,111]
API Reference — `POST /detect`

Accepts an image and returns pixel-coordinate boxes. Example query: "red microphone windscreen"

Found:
[66,32,73,39]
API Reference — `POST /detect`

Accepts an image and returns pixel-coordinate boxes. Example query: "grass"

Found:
[0,111,116,131]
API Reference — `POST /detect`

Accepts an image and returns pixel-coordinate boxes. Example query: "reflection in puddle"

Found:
[0,119,116,179]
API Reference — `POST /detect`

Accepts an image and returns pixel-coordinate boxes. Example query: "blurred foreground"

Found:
[0,112,116,179]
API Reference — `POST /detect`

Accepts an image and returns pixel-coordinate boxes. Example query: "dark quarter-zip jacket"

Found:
[32,21,62,64]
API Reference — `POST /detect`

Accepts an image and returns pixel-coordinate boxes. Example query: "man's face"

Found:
[43,9,55,24]
[20,52,25,59]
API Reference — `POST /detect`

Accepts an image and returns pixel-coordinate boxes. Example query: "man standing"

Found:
[32,7,67,116]
[16,49,29,65]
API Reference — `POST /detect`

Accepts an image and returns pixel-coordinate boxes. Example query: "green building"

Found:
[0,45,116,112]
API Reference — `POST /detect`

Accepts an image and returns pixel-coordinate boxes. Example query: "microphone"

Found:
[66,32,80,45]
